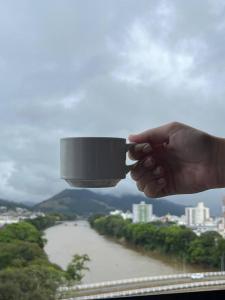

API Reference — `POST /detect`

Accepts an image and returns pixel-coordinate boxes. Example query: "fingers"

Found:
[128,143,152,161]
[130,157,156,181]
[137,176,166,193]
[128,122,178,145]
[137,174,167,198]
[131,155,167,197]
[131,155,162,179]
[134,165,165,186]
[143,178,167,198]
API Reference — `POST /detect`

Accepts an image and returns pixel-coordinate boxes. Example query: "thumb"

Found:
[129,124,171,145]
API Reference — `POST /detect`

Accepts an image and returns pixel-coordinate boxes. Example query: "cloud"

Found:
[0,0,225,206]
[112,21,205,89]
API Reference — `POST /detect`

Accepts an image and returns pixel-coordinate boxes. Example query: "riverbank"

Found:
[44,221,209,283]
[89,215,224,270]
[103,234,214,272]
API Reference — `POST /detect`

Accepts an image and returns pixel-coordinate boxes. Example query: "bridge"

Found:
[58,271,225,300]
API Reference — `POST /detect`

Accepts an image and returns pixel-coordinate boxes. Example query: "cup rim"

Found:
[60,137,126,141]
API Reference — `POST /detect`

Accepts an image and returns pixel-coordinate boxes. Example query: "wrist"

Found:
[213,136,225,188]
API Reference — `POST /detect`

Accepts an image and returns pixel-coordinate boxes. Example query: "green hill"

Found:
[34,189,185,218]
[0,198,29,210]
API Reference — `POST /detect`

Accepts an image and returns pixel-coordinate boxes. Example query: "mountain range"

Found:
[0,198,28,210]
[34,189,185,217]
[1,188,223,218]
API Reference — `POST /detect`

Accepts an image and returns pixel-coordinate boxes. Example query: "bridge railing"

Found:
[60,279,225,300]
[58,271,225,292]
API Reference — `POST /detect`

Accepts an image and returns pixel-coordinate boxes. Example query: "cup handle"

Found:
[125,143,137,174]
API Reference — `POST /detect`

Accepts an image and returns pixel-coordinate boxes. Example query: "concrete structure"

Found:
[121,211,132,220]
[216,198,225,237]
[0,208,45,227]
[178,215,186,225]
[192,224,218,236]
[185,202,210,226]
[223,198,225,230]
[109,210,132,220]
[110,210,123,216]
[159,213,184,224]
[223,198,225,216]
[0,216,19,226]
[132,201,153,223]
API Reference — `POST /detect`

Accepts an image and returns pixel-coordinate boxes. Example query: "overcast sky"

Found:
[1,0,225,207]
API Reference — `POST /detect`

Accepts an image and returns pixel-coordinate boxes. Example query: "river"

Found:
[44,221,211,283]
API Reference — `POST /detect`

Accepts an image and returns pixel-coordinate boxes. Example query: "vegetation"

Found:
[66,254,90,282]
[26,213,66,231]
[0,222,44,248]
[89,214,225,269]
[0,216,90,299]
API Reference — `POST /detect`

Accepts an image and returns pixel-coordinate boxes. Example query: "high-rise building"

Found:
[222,198,225,219]
[185,202,210,226]
[222,197,225,229]
[132,201,153,223]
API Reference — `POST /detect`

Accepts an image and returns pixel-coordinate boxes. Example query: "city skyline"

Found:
[109,200,225,237]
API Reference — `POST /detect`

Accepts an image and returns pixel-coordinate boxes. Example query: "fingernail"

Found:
[158,178,166,185]
[142,144,152,153]
[153,166,161,175]
[134,143,145,152]
[144,157,154,168]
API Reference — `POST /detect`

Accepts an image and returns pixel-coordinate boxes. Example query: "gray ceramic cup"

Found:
[60,137,135,188]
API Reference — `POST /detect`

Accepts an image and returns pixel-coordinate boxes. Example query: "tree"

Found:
[0,264,63,300]
[90,214,225,268]
[0,218,91,299]
[0,241,47,270]
[0,222,43,248]
[26,214,70,232]
[187,231,222,266]
[66,254,90,282]
[88,214,105,227]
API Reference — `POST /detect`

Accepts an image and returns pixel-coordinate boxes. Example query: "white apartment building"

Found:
[185,202,210,226]
[132,201,153,223]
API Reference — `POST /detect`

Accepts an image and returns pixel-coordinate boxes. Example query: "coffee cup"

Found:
[60,137,135,188]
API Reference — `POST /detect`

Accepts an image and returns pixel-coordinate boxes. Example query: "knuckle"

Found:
[169,121,181,130]
[144,184,158,198]
[128,151,135,160]
[144,189,151,198]
[137,181,144,192]
[144,189,157,198]
[130,170,138,180]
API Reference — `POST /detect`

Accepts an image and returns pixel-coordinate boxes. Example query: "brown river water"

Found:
[44,221,212,283]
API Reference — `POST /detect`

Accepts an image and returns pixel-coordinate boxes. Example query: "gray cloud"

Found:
[0,0,225,206]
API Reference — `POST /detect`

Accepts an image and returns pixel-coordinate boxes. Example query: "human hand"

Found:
[128,122,225,198]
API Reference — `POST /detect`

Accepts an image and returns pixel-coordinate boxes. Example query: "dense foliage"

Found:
[0,222,44,247]
[0,217,90,299]
[0,264,63,300]
[89,215,225,269]
[26,213,65,231]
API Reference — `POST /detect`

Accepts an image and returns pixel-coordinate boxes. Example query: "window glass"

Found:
[0,1,225,299]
